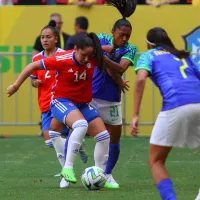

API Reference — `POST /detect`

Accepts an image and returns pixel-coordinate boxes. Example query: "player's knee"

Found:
[45,138,53,148]
[72,119,88,133]
[94,130,110,143]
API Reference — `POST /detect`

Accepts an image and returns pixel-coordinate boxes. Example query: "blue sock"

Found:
[157,179,177,200]
[105,143,120,174]
[64,130,72,162]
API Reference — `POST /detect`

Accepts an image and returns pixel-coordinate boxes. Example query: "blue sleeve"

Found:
[135,52,153,73]
[65,37,74,50]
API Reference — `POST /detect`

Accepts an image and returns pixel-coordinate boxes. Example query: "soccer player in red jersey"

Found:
[7,32,113,184]
[30,20,87,188]
[31,21,66,147]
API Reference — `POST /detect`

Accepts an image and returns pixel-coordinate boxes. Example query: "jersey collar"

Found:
[72,51,82,67]
[42,47,58,58]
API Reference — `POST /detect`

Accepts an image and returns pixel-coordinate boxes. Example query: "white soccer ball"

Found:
[81,166,106,190]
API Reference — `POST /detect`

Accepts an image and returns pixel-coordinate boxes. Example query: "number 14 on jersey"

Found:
[74,70,87,82]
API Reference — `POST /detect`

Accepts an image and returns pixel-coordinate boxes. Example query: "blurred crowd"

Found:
[0,0,199,7]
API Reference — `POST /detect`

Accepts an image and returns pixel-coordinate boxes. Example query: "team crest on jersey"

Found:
[182,26,200,67]
[69,103,74,107]
[86,63,91,68]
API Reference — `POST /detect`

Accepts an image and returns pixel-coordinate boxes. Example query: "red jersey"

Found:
[30,48,66,113]
[41,50,96,104]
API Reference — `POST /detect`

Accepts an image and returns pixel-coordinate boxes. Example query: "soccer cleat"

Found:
[79,149,88,163]
[61,168,77,184]
[104,174,120,189]
[195,189,200,200]
[59,177,70,188]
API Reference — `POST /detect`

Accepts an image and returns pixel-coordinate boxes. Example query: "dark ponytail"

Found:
[41,20,59,38]
[147,27,190,59]
[76,32,104,71]
[107,0,137,31]
[107,0,137,19]
[87,33,104,70]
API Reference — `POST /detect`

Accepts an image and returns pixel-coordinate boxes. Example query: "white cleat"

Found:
[195,189,200,200]
[104,174,119,189]
[59,177,70,189]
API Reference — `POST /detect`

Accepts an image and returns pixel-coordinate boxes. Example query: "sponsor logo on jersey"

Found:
[86,63,91,68]
[182,26,200,67]
[68,68,73,73]
[69,103,74,107]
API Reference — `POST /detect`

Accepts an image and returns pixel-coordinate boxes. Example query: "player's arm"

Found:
[104,48,135,92]
[7,61,43,96]
[104,58,132,93]
[106,68,129,93]
[30,58,42,88]
[103,45,136,74]
[131,53,152,136]
[7,55,65,96]
[104,56,128,74]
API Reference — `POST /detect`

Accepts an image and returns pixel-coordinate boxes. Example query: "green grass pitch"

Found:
[0,136,199,200]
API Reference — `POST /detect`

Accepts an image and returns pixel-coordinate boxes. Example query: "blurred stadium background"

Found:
[1,5,199,136]
[0,4,200,200]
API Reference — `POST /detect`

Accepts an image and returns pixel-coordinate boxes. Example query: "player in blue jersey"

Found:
[131,27,200,200]
[90,0,137,189]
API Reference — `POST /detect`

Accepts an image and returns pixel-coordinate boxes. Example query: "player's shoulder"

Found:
[55,49,73,56]
[98,33,112,42]
[138,49,155,62]
[32,51,44,62]
[142,49,155,57]
[56,48,66,53]
[125,42,137,53]
[54,50,74,62]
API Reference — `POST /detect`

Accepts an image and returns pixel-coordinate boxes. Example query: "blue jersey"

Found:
[135,47,200,111]
[92,33,136,102]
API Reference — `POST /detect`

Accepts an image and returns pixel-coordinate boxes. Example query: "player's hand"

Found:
[130,115,139,136]
[119,80,129,93]
[7,85,18,97]
[33,79,42,88]
[102,45,115,54]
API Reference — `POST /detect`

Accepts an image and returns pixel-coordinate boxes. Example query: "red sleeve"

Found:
[41,55,67,71]
[30,70,38,79]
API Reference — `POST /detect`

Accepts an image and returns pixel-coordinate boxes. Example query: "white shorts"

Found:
[90,98,122,125]
[150,103,200,149]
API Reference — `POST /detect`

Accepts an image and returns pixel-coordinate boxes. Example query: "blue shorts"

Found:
[41,110,70,136]
[50,98,99,125]
[41,110,52,132]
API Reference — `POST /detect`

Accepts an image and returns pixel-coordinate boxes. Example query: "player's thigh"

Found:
[79,103,105,137]
[148,144,172,167]
[51,98,85,128]
[90,98,122,126]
